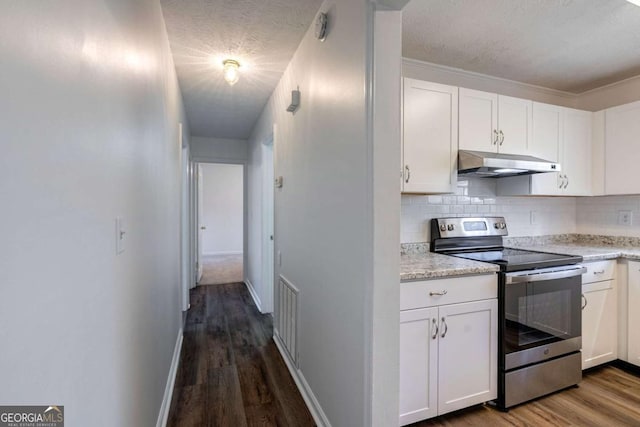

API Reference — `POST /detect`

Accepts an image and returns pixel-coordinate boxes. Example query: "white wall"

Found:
[0,1,187,425]
[200,163,243,255]
[247,1,374,425]
[401,180,577,242]
[190,136,248,163]
[577,195,640,237]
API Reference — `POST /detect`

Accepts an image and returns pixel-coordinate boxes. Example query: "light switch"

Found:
[116,217,126,254]
[277,250,282,266]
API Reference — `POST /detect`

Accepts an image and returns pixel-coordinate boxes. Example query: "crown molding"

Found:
[402,57,579,100]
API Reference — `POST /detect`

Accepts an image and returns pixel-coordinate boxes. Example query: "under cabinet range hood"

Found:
[457,150,561,178]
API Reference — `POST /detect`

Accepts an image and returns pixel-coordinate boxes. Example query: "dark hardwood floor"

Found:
[169,283,640,427]
[167,283,315,427]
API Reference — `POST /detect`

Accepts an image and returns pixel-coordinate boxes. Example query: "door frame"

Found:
[191,159,248,287]
[261,133,275,313]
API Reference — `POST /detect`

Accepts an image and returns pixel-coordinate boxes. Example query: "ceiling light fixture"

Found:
[222,59,240,86]
[627,0,640,6]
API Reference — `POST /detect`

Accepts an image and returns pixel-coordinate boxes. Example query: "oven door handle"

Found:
[505,267,587,284]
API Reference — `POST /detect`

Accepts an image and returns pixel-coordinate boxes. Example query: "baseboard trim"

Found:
[244,279,263,313]
[156,329,183,427]
[203,251,243,256]
[273,332,331,427]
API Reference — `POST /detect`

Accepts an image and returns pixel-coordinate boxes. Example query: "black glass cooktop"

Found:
[450,248,582,272]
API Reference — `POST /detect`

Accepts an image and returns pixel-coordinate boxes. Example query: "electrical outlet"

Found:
[618,210,633,226]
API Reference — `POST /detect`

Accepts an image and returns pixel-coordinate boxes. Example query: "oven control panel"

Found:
[432,217,508,238]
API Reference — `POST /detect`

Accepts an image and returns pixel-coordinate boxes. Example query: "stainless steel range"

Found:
[430,217,586,410]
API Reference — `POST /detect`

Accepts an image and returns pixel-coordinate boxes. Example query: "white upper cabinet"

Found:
[459,88,498,152]
[562,108,592,196]
[502,104,592,196]
[459,88,532,155]
[530,102,563,196]
[605,100,640,195]
[402,79,458,194]
[497,95,533,155]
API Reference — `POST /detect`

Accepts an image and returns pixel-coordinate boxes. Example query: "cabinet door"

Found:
[605,100,640,195]
[562,108,592,196]
[402,79,458,194]
[497,95,532,155]
[530,102,563,195]
[437,299,497,416]
[400,307,439,426]
[582,281,617,369]
[459,88,498,153]
[628,261,640,367]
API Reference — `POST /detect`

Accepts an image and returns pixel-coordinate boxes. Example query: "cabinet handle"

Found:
[558,175,563,189]
[405,165,410,183]
[582,294,588,310]
[593,270,605,275]
[499,130,504,146]
[429,290,448,296]
[493,129,499,145]
[431,318,439,340]
[564,175,569,189]
[441,317,448,338]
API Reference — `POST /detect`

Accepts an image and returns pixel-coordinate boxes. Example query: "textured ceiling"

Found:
[403,0,640,93]
[160,0,322,138]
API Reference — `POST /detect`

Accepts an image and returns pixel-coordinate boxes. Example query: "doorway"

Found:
[197,163,244,285]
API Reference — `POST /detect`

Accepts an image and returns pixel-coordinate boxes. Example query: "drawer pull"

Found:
[429,290,448,296]
[431,318,439,340]
[593,270,605,275]
[582,294,588,310]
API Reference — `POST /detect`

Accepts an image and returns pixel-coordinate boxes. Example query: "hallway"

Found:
[167,283,314,426]
[199,254,243,285]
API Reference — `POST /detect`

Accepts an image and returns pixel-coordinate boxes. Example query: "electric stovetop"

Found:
[449,247,582,272]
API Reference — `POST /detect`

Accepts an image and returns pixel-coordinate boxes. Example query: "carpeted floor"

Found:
[198,254,243,285]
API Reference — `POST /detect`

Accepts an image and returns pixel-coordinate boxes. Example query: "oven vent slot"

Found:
[276,275,299,366]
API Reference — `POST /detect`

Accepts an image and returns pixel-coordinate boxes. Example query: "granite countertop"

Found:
[400,250,499,282]
[504,235,640,262]
[400,234,640,282]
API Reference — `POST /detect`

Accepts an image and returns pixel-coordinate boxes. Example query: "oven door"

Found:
[502,265,586,370]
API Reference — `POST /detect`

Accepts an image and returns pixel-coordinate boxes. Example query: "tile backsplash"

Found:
[401,180,577,243]
[577,195,640,237]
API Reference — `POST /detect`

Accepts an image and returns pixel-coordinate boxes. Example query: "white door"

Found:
[262,141,275,313]
[437,299,497,416]
[399,307,438,426]
[562,108,592,196]
[459,88,498,153]
[582,281,617,369]
[196,164,204,283]
[531,102,563,195]
[497,95,532,155]
[402,79,458,194]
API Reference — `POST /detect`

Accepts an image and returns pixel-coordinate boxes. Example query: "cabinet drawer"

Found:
[582,260,616,284]
[401,274,497,310]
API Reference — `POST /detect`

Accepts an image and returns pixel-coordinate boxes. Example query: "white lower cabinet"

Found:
[581,260,617,369]
[399,276,497,426]
[627,260,640,366]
